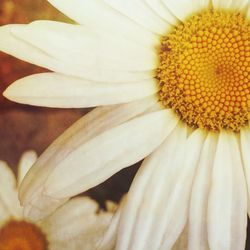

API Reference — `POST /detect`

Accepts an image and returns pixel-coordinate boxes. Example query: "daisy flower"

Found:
[0,151,115,250]
[0,0,249,249]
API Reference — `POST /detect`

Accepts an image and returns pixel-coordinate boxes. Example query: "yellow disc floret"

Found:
[157,10,249,131]
[0,220,48,250]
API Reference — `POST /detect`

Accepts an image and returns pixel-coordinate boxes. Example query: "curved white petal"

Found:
[98,197,126,250]
[0,24,64,74]
[116,126,205,250]
[0,25,154,83]
[40,197,102,239]
[47,0,159,47]
[207,131,247,250]
[11,21,158,72]
[19,97,158,210]
[162,0,210,21]
[144,0,177,25]
[230,0,249,9]
[23,195,69,222]
[188,133,218,250]
[4,72,158,108]
[212,0,248,10]
[160,129,206,250]
[241,128,250,212]
[44,109,178,198]
[103,0,171,35]
[17,150,37,186]
[97,210,120,250]
[23,110,177,221]
[19,97,158,205]
[172,225,188,250]
[0,161,22,218]
[40,197,113,249]
[116,125,186,250]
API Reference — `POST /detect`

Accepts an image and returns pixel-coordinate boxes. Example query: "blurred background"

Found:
[0,0,138,207]
[0,1,249,247]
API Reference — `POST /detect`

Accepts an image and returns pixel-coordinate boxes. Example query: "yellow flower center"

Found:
[157,10,249,131]
[0,220,48,250]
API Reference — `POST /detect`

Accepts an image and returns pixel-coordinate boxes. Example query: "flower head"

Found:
[0,151,115,250]
[0,0,249,249]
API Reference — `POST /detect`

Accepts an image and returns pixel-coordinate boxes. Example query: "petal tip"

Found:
[3,85,16,100]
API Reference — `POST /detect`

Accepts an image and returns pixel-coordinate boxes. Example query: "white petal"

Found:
[49,212,111,250]
[19,97,158,217]
[39,197,99,240]
[117,126,205,250]
[172,225,188,250]
[23,195,69,221]
[162,0,210,21]
[23,109,177,221]
[212,0,248,10]
[116,125,187,250]
[212,0,224,9]
[241,128,250,212]
[44,110,178,198]
[97,210,120,250]
[247,5,250,19]
[103,0,171,34]
[98,197,126,250]
[19,96,158,205]
[17,150,37,186]
[0,24,63,73]
[144,0,178,24]
[47,0,159,47]
[0,161,22,218]
[188,133,218,250]
[0,25,154,83]
[4,73,158,108]
[207,131,247,250]
[40,197,113,250]
[0,204,10,228]
[12,21,158,72]
[160,129,206,250]
[229,0,249,9]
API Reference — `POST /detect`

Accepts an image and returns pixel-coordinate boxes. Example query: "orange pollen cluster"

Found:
[0,220,48,250]
[157,10,250,131]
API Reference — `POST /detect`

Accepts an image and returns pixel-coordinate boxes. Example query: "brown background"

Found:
[0,1,249,247]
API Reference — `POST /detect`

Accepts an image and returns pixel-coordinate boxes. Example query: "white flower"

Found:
[0,0,249,249]
[0,151,114,250]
